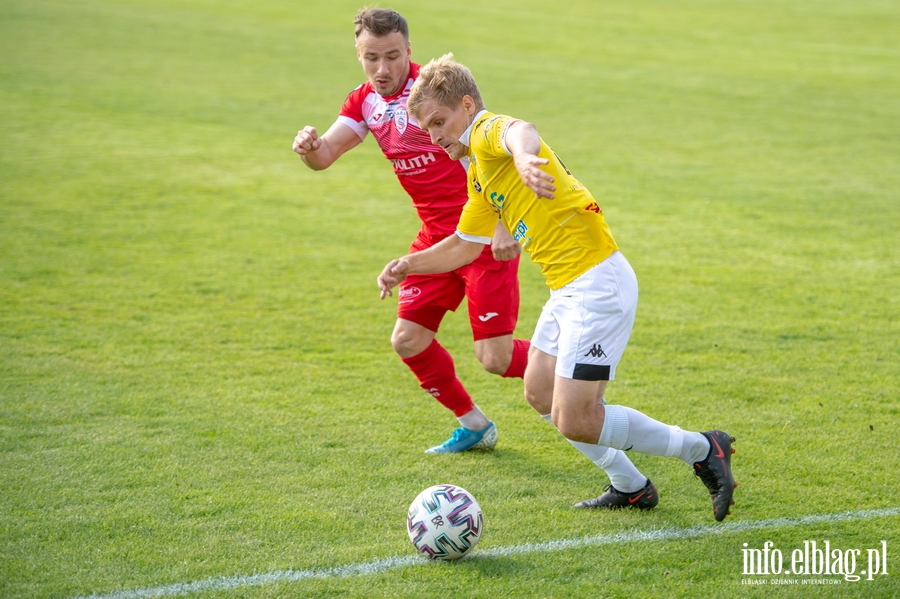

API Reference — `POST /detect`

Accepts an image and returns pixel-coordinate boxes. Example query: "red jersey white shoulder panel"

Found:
[337,63,467,238]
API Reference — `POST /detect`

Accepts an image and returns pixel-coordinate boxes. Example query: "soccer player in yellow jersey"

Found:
[377,54,738,521]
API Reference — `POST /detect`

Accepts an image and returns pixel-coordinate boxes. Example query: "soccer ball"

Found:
[407,484,483,560]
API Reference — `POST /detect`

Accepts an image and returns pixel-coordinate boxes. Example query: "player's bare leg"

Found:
[475,335,529,381]
[523,345,556,416]
[523,346,653,506]
[551,374,736,520]
[473,334,513,375]
[390,318,435,359]
[392,319,495,453]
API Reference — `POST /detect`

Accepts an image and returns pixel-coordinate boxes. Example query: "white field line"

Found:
[73,506,900,599]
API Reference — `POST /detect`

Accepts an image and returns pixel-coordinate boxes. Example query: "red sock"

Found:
[402,340,474,417]
[502,339,530,379]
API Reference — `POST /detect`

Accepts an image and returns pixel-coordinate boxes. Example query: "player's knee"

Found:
[474,341,512,375]
[477,351,509,375]
[554,408,597,444]
[555,417,594,444]
[390,328,430,359]
[390,336,419,358]
[524,385,552,415]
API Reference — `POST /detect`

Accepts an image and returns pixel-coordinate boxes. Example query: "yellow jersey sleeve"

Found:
[456,114,520,239]
[457,189,497,241]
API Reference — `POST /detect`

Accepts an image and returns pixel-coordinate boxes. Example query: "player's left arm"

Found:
[378,234,484,299]
[506,121,556,199]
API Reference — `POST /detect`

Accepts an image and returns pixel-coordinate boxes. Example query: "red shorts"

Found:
[397,232,521,341]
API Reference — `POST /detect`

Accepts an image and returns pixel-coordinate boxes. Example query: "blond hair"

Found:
[408,53,484,120]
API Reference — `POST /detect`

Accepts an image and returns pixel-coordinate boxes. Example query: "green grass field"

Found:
[2,0,899,597]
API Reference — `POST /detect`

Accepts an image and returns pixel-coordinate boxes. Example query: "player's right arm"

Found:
[378,234,485,299]
[292,122,363,170]
[505,121,556,199]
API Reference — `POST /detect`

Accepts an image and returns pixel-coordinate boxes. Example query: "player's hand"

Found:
[491,225,522,261]
[378,259,410,299]
[292,126,323,155]
[514,154,555,199]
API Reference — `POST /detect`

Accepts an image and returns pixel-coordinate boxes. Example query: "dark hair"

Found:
[354,8,409,40]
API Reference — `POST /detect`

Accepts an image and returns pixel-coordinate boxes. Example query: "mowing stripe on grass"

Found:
[74,507,900,599]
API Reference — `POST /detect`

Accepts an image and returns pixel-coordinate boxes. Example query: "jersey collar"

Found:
[459,109,489,147]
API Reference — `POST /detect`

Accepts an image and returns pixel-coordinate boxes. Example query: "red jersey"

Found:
[337,63,468,238]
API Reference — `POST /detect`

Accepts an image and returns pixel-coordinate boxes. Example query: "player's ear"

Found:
[462,95,477,115]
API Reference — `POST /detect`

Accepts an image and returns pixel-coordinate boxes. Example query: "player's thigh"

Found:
[553,376,608,413]
[462,251,520,341]
[554,253,637,382]
[397,271,465,332]
[551,375,607,443]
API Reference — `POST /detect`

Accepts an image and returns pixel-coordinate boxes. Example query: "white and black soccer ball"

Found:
[407,484,483,560]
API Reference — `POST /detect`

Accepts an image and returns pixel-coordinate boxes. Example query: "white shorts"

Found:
[531,251,638,381]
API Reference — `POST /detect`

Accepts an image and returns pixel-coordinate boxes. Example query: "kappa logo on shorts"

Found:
[398,286,422,304]
[584,343,607,358]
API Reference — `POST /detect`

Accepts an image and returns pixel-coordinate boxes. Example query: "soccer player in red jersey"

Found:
[292,8,530,453]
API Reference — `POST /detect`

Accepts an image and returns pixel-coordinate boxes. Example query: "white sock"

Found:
[542,414,647,493]
[458,406,490,431]
[598,405,710,465]
[679,433,712,464]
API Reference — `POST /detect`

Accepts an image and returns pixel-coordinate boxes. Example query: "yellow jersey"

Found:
[457,111,618,289]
